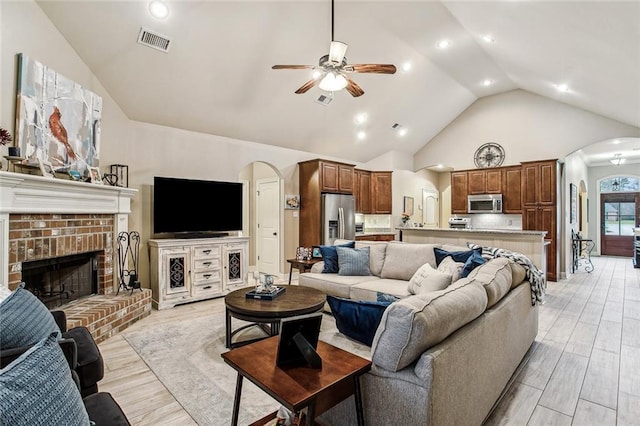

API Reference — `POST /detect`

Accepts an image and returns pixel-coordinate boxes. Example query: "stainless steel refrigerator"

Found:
[322,194,356,245]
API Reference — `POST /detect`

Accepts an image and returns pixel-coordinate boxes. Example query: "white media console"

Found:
[148,236,249,310]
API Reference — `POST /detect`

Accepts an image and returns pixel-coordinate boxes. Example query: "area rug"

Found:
[123,311,370,425]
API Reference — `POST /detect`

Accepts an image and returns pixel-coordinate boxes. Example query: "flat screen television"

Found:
[153,176,243,237]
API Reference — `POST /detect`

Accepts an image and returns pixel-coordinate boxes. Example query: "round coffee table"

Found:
[225,285,326,348]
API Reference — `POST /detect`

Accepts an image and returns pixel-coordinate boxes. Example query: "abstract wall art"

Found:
[15,53,102,176]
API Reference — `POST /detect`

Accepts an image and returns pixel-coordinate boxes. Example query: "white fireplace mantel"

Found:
[0,170,138,287]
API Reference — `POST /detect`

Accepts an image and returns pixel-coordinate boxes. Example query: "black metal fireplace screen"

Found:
[21,252,99,310]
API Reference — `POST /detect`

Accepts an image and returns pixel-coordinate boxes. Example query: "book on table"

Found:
[245,286,286,300]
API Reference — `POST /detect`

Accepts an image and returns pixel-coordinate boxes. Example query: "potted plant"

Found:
[0,127,19,157]
[401,212,410,227]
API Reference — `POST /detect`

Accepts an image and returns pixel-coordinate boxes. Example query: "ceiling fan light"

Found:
[311,69,323,79]
[319,72,347,92]
[329,41,348,64]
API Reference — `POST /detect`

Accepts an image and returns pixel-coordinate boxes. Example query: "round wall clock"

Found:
[474,142,505,168]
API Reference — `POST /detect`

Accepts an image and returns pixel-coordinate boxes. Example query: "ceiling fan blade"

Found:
[294,79,319,94]
[348,64,397,74]
[328,41,348,64]
[345,78,364,97]
[272,65,314,70]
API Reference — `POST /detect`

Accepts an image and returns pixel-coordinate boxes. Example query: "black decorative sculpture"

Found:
[117,231,141,295]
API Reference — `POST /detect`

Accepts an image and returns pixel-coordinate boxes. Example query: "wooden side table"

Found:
[286,258,321,284]
[222,336,371,426]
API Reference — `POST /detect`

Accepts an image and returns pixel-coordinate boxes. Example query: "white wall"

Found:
[563,151,589,276]
[414,90,640,171]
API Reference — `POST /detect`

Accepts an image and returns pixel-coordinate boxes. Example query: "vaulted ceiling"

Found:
[37,1,640,165]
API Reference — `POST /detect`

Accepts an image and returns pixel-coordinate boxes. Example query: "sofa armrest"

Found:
[51,310,68,332]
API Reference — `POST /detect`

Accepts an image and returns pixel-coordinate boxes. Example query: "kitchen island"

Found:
[399,227,548,277]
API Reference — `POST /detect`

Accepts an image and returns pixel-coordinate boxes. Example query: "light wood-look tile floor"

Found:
[98,257,640,425]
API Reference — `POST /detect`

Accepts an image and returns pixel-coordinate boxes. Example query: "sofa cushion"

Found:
[371,280,488,372]
[355,241,387,277]
[433,247,481,267]
[350,279,412,302]
[299,273,375,299]
[0,333,90,426]
[509,260,527,289]
[407,263,452,295]
[319,241,356,273]
[465,257,513,308]
[327,296,391,346]
[436,257,464,283]
[380,243,439,281]
[460,251,487,278]
[0,283,61,349]
[337,246,370,276]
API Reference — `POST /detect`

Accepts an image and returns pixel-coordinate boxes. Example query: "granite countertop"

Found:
[396,227,547,236]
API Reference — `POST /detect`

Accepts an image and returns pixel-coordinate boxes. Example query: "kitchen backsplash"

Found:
[363,214,392,232]
[464,214,522,230]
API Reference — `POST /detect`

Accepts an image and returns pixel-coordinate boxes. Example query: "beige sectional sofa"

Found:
[298,241,540,426]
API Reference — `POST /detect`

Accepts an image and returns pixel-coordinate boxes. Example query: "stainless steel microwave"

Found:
[468,194,503,213]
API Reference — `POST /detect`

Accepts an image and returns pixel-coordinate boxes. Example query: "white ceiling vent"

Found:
[137,27,171,53]
[315,94,333,106]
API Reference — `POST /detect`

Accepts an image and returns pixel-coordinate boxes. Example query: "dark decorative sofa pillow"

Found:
[319,241,356,273]
[433,247,481,267]
[327,295,391,346]
[460,251,487,278]
[0,283,61,349]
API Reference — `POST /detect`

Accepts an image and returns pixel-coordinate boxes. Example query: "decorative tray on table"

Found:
[245,286,286,300]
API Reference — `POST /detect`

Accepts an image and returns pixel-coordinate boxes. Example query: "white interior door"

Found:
[256,178,280,275]
[422,189,440,228]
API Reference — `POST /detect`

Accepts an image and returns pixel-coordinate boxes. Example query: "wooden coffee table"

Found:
[222,336,371,426]
[224,285,326,349]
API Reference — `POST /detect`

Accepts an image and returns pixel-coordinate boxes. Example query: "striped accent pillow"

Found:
[337,246,371,276]
[0,333,90,426]
[0,283,61,349]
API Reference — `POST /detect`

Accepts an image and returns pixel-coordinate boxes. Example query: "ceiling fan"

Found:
[272,0,396,97]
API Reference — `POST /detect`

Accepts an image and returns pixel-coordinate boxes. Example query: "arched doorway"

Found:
[239,162,283,276]
[599,176,640,256]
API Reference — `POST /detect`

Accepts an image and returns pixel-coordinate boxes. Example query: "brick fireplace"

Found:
[0,171,151,343]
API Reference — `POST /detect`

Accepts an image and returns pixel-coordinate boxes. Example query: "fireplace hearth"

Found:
[22,252,99,310]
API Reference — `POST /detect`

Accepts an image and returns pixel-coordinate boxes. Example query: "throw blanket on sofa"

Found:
[467,243,546,305]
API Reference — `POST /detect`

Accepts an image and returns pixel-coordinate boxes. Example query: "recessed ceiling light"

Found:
[398,128,408,137]
[483,79,494,86]
[612,139,621,144]
[555,83,570,93]
[401,62,412,72]
[437,164,444,168]
[357,131,367,140]
[436,40,451,49]
[482,35,495,43]
[149,0,170,19]
[354,113,368,124]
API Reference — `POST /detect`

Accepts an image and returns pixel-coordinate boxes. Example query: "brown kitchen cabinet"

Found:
[521,159,559,281]
[317,160,354,194]
[298,159,356,247]
[371,171,393,214]
[356,234,395,242]
[468,168,502,195]
[354,169,372,213]
[502,166,522,213]
[451,172,468,213]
